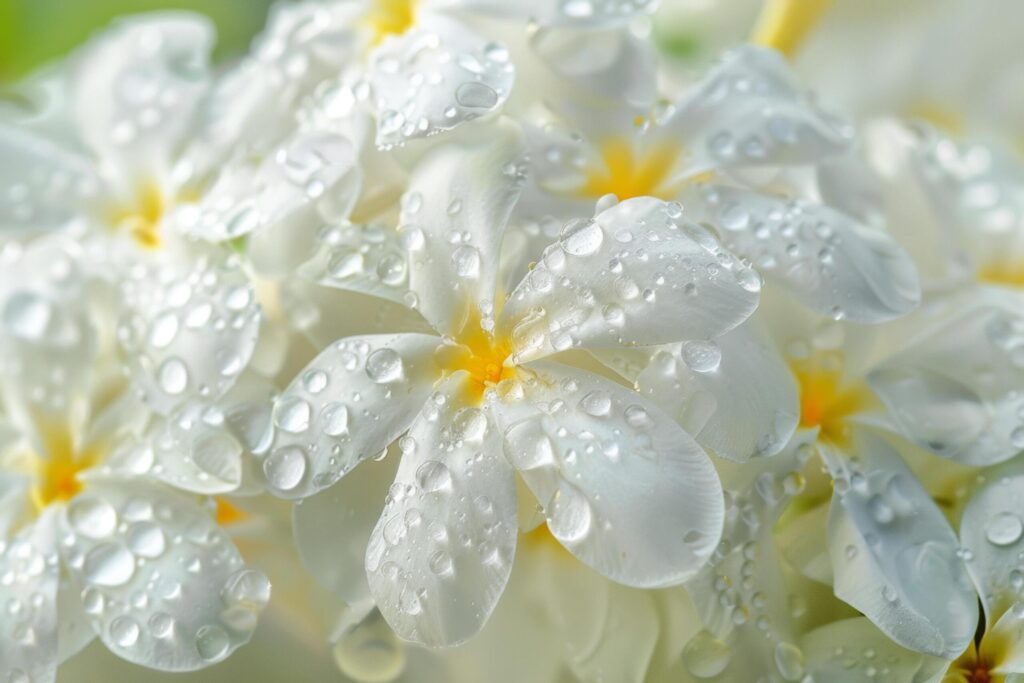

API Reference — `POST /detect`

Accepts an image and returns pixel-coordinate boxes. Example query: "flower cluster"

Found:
[2,0,1023,681]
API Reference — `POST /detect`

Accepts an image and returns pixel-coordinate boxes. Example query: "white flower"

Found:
[0,239,270,682]
[514,44,920,323]
[265,119,771,645]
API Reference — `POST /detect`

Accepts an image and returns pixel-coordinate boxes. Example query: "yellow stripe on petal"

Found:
[751,0,833,58]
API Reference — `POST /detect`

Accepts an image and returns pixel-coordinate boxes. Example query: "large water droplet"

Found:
[195,624,230,662]
[274,396,312,434]
[83,542,135,587]
[682,629,731,678]
[366,349,404,384]
[158,357,189,395]
[547,485,592,543]
[559,218,603,257]
[264,446,307,491]
[126,521,166,558]
[454,82,498,109]
[451,245,481,279]
[416,461,453,493]
[681,341,722,373]
[67,495,117,539]
[109,615,140,648]
[986,512,1024,547]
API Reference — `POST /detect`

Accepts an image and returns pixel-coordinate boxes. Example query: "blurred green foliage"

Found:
[0,0,278,82]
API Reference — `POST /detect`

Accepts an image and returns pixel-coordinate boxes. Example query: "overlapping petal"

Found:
[264,333,443,498]
[59,478,269,671]
[500,197,761,363]
[498,362,724,587]
[366,375,517,646]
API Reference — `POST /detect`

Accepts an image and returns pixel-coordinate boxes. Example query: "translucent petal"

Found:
[695,184,920,322]
[827,429,977,659]
[959,457,1024,626]
[366,375,517,646]
[802,617,947,682]
[264,333,443,498]
[636,321,798,461]
[0,508,59,683]
[367,15,514,149]
[665,45,850,178]
[114,240,261,415]
[400,118,526,336]
[0,124,100,237]
[293,455,396,606]
[449,0,658,27]
[870,301,1024,466]
[497,361,723,587]
[59,479,269,670]
[499,197,760,363]
[69,13,214,187]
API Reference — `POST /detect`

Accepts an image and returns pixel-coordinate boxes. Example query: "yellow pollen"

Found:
[978,259,1024,288]
[215,497,250,527]
[107,182,167,250]
[580,137,681,201]
[364,0,418,45]
[751,0,833,58]
[437,312,516,404]
[792,354,868,448]
[950,640,1002,683]
[906,101,966,138]
[30,423,101,510]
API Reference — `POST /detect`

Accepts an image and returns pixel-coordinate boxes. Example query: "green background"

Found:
[0,0,278,82]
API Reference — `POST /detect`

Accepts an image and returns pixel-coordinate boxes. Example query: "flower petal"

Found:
[0,124,100,237]
[366,375,517,646]
[0,508,59,683]
[636,321,799,461]
[69,13,214,187]
[59,478,269,670]
[695,185,920,322]
[869,300,1024,467]
[801,617,947,682]
[665,45,850,178]
[826,429,977,659]
[264,333,442,499]
[177,130,361,248]
[293,455,396,606]
[401,118,527,336]
[498,362,723,587]
[114,240,261,415]
[500,197,760,363]
[959,457,1024,626]
[367,15,514,149]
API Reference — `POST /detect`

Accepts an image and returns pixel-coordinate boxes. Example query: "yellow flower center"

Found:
[108,182,167,250]
[364,0,418,45]
[948,638,1003,683]
[907,101,967,138]
[29,423,102,511]
[579,136,682,201]
[436,312,516,404]
[792,354,870,449]
[215,497,250,527]
[751,0,833,58]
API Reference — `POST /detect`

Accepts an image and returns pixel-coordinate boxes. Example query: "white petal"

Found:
[0,508,59,683]
[0,238,99,440]
[401,118,526,336]
[69,13,214,187]
[114,240,261,415]
[665,45,850,177]
[869,302,1024,467]
[0,124,100,237]
[366,375,517,646]
[636,321,798,461]
[959,457,1024,626]
[59,479,269,670]
[695,185,920,322]
[0,473,31,538]
[447,0,657,27]
[499,197,760,363]
[142,402,245,494]
[264,333,442,498]
[178,131,360,248]
[293,455,396,606]
[367,15,514,149]
[826,429,977,659]
[498,362,723,587]
[802,617,947,682]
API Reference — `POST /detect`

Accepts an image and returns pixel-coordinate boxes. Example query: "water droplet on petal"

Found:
[986,512,1024,547]
[264,446,307,491]
[365,349,404,383]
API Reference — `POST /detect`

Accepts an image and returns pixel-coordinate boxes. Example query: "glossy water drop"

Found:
[986,512,1024,547]
[366,349,404,383]
[274,396,312,434]
[454,82,498,109]
[451,245,481,279]
[67,495,117,539]
[682,629,731,678]
[195,624,230,662]
[416,461,453,493]
[83,543,135,587]
[109,615,140,648]
[681,341,722,373]
[547,485,592,543]
[264,446,307,491]
[559,218,603,257]
[158,357,189,395]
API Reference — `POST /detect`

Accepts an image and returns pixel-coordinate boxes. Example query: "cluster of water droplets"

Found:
[116,247,260,409]
[59,483,269,669]
[365,392,516,645]
[506,199,760,361]
[370,31,513,149]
